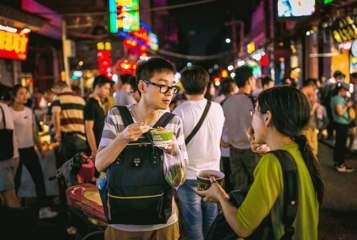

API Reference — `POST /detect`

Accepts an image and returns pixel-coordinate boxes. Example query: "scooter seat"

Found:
[83,189,103,206]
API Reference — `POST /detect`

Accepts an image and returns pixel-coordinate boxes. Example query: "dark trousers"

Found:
[326,105,335,138]
[221,157,233,193]
[58,133,88,165]
[15,147,47,207]
[334,122,349,166]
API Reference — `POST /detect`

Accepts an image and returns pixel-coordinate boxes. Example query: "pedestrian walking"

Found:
[11,85,57,218]
[331,82,355,172]
[0,83,20,208]
[52,82,87,165]
[84,75,111,166]
[198,86,323,240]
[218,78,238,193]
[222,66,261,190]
[173,66,225,240]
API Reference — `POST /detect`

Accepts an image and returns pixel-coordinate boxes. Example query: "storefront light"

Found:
[225,38,231,44]
[0,25,17,33]
[237,60,245,67]
[252,53,261,61]
[306,31,311,36]
[230,72,236,78]
[214,64,219,69]
[227,65,234,71]
[22,28,31,34]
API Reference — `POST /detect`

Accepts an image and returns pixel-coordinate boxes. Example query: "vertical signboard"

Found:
[109,0,140,33]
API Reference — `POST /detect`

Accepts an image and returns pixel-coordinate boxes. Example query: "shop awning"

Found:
[0,4,49,31]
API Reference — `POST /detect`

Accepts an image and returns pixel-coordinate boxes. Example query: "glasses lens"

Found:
[172,86,179,94]
[160,85,169,94]
[250,110,253,117]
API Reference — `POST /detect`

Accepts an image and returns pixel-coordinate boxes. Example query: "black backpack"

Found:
[207,150,299,240]
[99,106,176,225]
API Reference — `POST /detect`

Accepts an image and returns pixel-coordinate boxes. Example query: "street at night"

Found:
[1,0,357,240]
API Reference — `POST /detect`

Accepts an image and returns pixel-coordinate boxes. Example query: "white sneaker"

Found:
[39,207,58,219]
[336,165,355,173]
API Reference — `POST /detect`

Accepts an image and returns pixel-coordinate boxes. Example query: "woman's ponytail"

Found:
[293,135,324,205]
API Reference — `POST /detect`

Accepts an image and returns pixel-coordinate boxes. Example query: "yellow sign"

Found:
[247,42,255,54]
[97,42,112,51]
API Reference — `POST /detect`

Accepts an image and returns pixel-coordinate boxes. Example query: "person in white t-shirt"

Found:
[0,83,20,208]
[11,85,57,219]
[173,66,225,240]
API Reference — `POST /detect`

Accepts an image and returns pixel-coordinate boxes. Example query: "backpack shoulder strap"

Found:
[185,100,211,145]
[271,150,299,240]
[116,106,134,128]
[153,112,176,129]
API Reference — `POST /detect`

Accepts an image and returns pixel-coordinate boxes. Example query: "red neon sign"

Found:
[0,27,29,61]
[127,27,149,45]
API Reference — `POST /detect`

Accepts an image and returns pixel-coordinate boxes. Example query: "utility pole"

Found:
[62,19,71,86]
[225,14,245,59]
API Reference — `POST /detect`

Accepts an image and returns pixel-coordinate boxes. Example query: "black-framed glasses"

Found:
[143,80,180,94]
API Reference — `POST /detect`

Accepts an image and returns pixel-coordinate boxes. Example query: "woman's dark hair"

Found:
[258,86,324,205]
[332,83,345,96]
[11,84,26,97]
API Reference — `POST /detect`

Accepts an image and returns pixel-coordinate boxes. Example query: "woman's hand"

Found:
[248,128,270,154]
[196,176,229,204]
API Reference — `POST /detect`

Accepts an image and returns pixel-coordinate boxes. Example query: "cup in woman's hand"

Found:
[196,170,225,191]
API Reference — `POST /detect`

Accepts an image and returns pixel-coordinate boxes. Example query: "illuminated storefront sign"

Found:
[332,16,357,43]
[0,25,29,61]
[247,42,255,54]
[119,23,159,51]
[324,0,336,4]
[109,0,140,33]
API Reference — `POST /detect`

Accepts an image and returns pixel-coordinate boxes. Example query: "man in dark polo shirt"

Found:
[84,75,111,164]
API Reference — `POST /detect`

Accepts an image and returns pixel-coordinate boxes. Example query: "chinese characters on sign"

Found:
[0,26,29,61]
[109,0,140,33]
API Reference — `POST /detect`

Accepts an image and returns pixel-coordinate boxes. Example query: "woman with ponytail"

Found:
[197,86,323,239]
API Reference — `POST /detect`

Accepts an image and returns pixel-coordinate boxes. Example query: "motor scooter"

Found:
[49,153,106,240]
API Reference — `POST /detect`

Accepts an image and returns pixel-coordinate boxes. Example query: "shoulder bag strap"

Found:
[271,150,299,240]
[0,105,6,129]
[153,112,176,129]
[185,100,211,145]
[116,106,134,128]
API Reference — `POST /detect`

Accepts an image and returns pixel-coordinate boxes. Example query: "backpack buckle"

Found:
[133,158,141,167]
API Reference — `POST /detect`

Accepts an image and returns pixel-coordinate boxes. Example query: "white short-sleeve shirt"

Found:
[11,107,34,149]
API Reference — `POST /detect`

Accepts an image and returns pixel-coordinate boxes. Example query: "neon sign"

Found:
[119,23,159,51]
[109,0,140,33]
[0,26,29,61]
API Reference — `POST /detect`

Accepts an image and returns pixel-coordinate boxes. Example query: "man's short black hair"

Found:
[351,72,357,79]
[234,66,253,88]
[333,70,343,78]
[43,89,54,95]
[221,78,236,96]
[129,76,138,92]
[120,73,133,85]
[303,79,317,87]
[136,57,176,85]
[93,75,111,89]
[181,66,210,95]
[262,77,273,88]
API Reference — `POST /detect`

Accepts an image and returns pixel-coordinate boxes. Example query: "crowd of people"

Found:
[0,57,354,240]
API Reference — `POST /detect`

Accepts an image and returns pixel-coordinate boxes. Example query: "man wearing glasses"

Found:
[96,57,187,240]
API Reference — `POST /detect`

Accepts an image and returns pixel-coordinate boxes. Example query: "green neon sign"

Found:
[324,0,336,4]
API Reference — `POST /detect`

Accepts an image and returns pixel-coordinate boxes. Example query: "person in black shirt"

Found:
[84,75,111,164]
